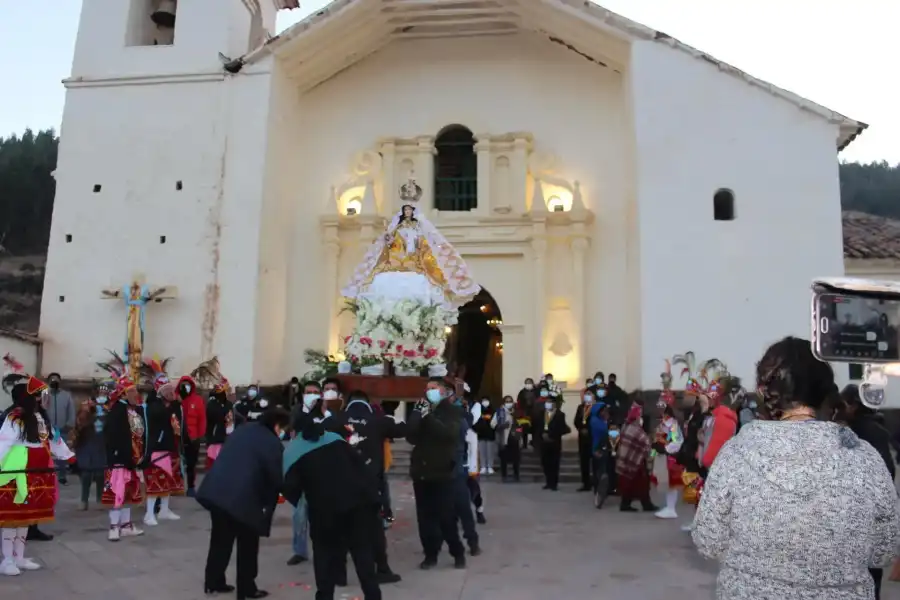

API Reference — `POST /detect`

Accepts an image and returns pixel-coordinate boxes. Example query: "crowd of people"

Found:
[2,338,900,600]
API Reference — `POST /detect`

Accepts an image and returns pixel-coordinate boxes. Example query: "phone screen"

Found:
[815,293,900,361]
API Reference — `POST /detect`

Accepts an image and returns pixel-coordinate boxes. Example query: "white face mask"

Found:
[547,378,554,384]
[583,395,593,403]
[504,402,513,410]
[544,402,554,411]
[184,384,192,393]
[524,383,534,390]
[323,390,339,401]
[481,400,489,407]
[302,393,320,410]
[540,390,549,398]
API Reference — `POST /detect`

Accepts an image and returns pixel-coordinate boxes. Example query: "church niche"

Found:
[126,0,178,47]
[434,125,477,212]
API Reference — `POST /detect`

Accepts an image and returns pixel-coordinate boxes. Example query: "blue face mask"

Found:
[248,389,258,399]
[426,389,443,404]
[597,390,607,398]
[96,396,108,405]
[609,430,620,439]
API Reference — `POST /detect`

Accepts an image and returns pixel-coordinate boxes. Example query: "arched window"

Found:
[434,125,477,211]
[713,188,735,221]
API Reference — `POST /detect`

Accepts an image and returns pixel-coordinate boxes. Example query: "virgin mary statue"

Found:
[342,178,480,310]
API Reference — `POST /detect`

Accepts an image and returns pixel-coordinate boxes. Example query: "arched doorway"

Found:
[445,288,503,401]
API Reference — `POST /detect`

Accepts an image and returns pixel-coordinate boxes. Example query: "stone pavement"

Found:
[1,479,898,600]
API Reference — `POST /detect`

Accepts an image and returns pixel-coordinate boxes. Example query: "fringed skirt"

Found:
[101,468,145,508]
[144,451,185,497]
[0,446,59,527]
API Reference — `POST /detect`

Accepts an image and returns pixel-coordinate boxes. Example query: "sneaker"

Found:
[108,526,121,542]
[0,559,20,576]
[487,467,494,475]
[120,523,144,537]
[376,570,402,584]
[15,558,41,571]
[286,555,307,566]
[654,507,678,520]
[680,523,694,533]
[26,527,53,542]
[479,468,487,475]
[143,514,158,527]
[476,512,486,525]
[158,509,181,521]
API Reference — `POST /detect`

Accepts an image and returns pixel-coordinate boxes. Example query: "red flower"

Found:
[403,349,417,358]
[417,343,424,352]
[396,345,404,352]
[424,348,438,359]
[378,340,386,348]
[360,337,373,346]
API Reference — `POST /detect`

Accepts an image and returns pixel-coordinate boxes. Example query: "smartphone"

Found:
[812,280,900,363]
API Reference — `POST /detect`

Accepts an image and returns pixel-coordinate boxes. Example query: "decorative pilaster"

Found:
[511,136,529,213]
[380,141,396,217]
[570,236,589,383]
[531,178,547,214]
[414,136,436,215]
[531,234,548,377]
[474,133,492,215]
[360,179,377,215]
[323,226,341,355]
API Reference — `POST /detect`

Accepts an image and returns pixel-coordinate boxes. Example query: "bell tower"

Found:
[70,0,283,78]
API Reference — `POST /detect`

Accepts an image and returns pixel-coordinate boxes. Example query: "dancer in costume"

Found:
[140,358,185,526]
[0,355,75,576]
[97,352,146,542]
[193,359,233,471]
[652,356,688,519]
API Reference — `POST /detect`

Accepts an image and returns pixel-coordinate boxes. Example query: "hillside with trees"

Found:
[0,129,898,332]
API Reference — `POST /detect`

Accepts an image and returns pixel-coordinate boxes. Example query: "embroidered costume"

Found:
[140,358,184,526]
[193,358,233,470]
[96,352,146,542]
[0,355,75,575]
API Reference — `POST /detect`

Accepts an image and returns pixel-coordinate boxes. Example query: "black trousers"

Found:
[541,442,562,489]
[336,499,390,580]
[871,568,883,600]
[185,440,201,489]
[578,435,592,488]
[413,479,465,560]
[313,505,382,600]
[500,441,520,479]
[204,508,260,596]
[452,474,478,548]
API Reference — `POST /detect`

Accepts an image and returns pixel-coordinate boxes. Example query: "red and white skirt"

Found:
[101,468,145,508]
[206,443,223,471]
[0,446,58,527]
[144,451,185,497]
[666,456,685,488]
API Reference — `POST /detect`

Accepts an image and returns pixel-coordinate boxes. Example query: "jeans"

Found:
[292,496,309,558]
[80,472,103,504]
[477,440,495,470]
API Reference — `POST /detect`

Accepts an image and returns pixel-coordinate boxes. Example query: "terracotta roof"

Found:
[0,327,40,346]
[843,211,900,259]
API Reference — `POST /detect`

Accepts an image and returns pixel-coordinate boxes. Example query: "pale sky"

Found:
[0,0,893,164]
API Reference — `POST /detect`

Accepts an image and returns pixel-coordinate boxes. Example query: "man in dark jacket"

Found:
[407,377,467,570]
[283,413,382,600]
[332,391,406,584]
[605,373,628,426]
[198,408,289,599]
[840,384,895,600]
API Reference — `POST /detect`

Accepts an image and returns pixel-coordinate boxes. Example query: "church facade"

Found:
[40,0,863,397]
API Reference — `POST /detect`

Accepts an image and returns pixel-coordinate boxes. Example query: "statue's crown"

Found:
[399,177,422,203]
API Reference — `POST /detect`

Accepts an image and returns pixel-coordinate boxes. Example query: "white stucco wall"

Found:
[628,40,846,388]
[0,335,39,410]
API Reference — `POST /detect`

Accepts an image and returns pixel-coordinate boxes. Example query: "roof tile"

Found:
[842,211,900,260]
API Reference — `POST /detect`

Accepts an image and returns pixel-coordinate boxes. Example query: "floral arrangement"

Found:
[301,349,340,381]
[342,297,455,370]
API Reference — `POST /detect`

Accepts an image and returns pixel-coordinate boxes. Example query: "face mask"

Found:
[544,402,554,411]
[96,396,108,405]
[639,418,644,427]
[504,402,513,410]
[749,400,757,410]
[248,389,258,399]
[594,378,602,385]
[481,400,489,407]
[49,381,60,390]
[323,390,339,401]
[547,378,553,384]
[540,390,549,398]
[524,383,533,390]
[302,393,320,409]
[292,383,299,390]
[609,430,620,439]
[183,384,192,394]
[583,395,593,403]
[425,389,443,404]
[597,390,606,398]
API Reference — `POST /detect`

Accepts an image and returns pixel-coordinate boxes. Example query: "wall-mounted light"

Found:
[547,195,567,212]
[444,325,452,334]
[344,197,362,216]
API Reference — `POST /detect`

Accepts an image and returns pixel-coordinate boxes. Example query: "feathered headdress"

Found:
[658,359,676,408]
[672,351,705,396]
[700,359,729,405]
[140,356,174,395]
[191,357,230,394]
[96,350,135,401]
[2,353,47,397]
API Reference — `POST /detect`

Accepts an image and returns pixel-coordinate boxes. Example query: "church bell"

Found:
[151,0,177,29]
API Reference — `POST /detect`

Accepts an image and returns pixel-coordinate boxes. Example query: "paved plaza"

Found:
[1,479,898,600]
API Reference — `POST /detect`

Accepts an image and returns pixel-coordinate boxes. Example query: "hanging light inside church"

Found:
[151,0,177,29]
[486,317,502,327]
[495,341,503,349]
[344,197,362,216]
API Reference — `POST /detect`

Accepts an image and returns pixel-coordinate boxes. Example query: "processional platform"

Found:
[335,374,428,402]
